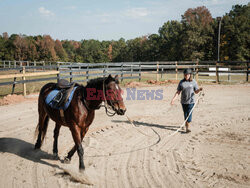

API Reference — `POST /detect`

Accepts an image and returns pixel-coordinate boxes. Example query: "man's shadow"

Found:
[112,120,187,134]
[0,137,62,169]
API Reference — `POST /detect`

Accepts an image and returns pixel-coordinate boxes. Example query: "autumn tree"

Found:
[54,39,68,61]
[36,35,57,61]
[181,6,214,60]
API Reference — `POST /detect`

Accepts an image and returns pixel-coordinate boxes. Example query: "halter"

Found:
[102,78,120,117]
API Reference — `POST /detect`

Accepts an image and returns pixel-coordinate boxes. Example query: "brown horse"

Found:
[34,75,126,171]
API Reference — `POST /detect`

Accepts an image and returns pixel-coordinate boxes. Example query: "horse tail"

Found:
[40,115,49,145]
[34,82,54,149]
[34,114,50,148]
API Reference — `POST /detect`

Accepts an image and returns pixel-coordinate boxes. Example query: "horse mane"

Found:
[85,76,116,89]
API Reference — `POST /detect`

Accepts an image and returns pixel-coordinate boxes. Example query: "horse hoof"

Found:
[63,157,71,164]
[34,144,41,150]
[79,168,85,173]
[53,153,59,160]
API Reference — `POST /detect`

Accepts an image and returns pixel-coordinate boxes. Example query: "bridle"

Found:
[102,78,121,117]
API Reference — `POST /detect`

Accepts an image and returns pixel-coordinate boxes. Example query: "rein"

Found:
[102,78,117,117]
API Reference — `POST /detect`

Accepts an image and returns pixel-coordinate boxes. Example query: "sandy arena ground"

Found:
[0,83,249,188]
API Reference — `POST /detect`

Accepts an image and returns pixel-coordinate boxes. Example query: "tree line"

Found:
[0,4,249,62]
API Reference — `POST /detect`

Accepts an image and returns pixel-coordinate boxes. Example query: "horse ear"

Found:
[105,74,112,84]
[108,74,112,79]
[115,75,119,83]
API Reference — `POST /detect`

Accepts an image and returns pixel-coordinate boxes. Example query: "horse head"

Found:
[104,74,126,115]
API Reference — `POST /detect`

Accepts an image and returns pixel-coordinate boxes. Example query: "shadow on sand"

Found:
[112,120,187,134]
[0,137,62,169]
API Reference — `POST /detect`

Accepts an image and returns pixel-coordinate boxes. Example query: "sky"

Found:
[0,0,249,41]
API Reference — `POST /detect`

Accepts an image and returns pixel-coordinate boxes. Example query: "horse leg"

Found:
[63,145,76,163]
[64,126,89,163]
[70,126,85,171]
[35,114,49,149]
[53,123,61,158]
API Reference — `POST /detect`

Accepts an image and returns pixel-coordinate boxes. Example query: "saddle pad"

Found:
[45,86,78,110]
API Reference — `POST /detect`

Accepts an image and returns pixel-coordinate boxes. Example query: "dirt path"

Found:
[0,84,249,188]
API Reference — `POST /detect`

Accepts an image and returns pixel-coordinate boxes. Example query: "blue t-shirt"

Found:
[177,79,199,104]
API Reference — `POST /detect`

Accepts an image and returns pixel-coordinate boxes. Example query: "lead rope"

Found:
[125,91,205,138]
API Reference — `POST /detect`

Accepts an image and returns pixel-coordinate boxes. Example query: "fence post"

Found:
[138,62,141,81]
[247,62,249,82]
[22,67,26,96]
[103,64,106,78]
[86,64,89,82]
[156,61,159,81]
[9,61,11,68]
[70,63,73,83]
[12,77,17,95]
[43,61,45,71]
[196,59,199,83]
[121,63,124,82]
[216,61,219,83]
[56,63,60,83]
[131,64,133,77]
[14,61,16,68]
[106,64,109,77]
[228,67,231,82]
[175,61,178,80]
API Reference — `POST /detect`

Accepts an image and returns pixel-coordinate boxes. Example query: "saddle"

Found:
[56,79,74,89]
[50,79,77,109]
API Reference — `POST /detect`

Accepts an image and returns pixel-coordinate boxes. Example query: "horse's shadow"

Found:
[0,137,61,169]
[112,120,187,134]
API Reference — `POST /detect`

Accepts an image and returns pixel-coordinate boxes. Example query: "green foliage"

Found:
[0,4,248,62]
[159,21,184,60]
[221,4,250,61]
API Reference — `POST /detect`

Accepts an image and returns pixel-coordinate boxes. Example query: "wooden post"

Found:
[161,68,163,79]
[131,64,133,77]
[14,61,16,68]
[86,64,89,82]
[247,62,249,82]
[139,62,141,82]
[9,61,11,68]
[70,64,73,83]
[228,68,231,82]
[11,77,17,95]
[196,59,199,83]
[216,61,219,83]
[156,62,159,81]
[56,63,60,83]
[175,61,178,80]
[103,65,106,78]
[22,67,26,96]
[121,63,124,82]
[106,64,109,77]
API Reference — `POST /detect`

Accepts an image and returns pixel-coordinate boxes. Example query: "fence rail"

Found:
[0,60,249,96]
